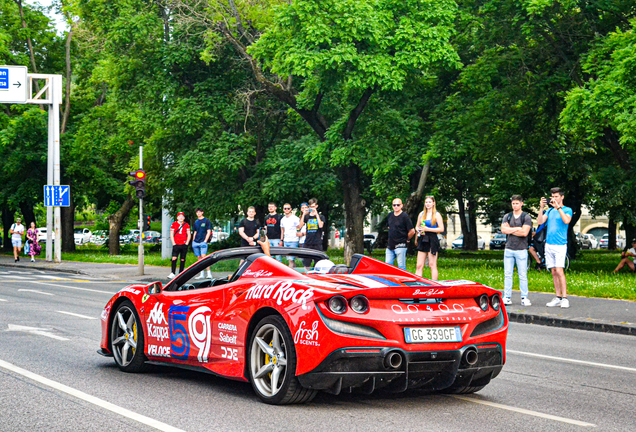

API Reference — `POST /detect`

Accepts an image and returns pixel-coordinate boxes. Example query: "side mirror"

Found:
[146,281,163,295]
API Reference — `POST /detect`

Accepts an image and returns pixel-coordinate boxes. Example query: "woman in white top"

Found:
[415,196,445,280]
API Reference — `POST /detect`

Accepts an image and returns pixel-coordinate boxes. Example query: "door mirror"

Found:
[146,281,163,295]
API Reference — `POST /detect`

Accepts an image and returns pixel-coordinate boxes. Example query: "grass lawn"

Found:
[6,244,634,301]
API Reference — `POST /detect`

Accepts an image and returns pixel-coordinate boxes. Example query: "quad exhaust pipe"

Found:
[384,351,403,369]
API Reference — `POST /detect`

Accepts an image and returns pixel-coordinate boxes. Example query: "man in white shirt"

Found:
[10,218,25,262]
[613,238,636,274]
[280,203,300,268]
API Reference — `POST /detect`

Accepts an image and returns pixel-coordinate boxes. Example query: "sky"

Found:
[25,0,69,34]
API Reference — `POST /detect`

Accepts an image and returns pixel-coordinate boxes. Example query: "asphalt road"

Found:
[0,266,634,432]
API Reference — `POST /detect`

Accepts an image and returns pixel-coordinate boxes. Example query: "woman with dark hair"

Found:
[26,222,41,262]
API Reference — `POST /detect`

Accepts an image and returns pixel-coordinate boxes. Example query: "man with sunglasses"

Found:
[386,198,415,270]
[280,203,300,267]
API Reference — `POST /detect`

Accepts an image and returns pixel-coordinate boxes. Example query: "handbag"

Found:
[24,240,30,255]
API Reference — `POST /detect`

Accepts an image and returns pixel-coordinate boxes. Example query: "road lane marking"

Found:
[57,311,98,320]
[18,289,54,296]
[29,281,114,294]
[6,324,69,341]
[0,359,186,432]
[0,298,7,302]
[3,275,33,280]
[508,349,636,373]
[452,395,596,427]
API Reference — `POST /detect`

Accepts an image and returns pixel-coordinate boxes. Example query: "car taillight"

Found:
[349,296,369,314]
[328,296,348,314]
[490,294,501,311]
[478,294,489,311]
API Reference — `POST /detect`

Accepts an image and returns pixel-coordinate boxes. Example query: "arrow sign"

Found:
[13,81,21,88]
[0,66,28,104]
[44,185,70,207]
[6,324,69,341]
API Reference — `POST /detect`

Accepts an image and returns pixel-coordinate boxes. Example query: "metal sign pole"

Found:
[52,75,62,263]
[138,146,144,275]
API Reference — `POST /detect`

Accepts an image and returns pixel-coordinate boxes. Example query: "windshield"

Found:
[74,229,82,234]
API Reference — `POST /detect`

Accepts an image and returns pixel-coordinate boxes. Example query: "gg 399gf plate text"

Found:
[404,326,462,343]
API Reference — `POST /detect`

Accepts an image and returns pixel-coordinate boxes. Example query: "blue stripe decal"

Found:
[362,275,402,287]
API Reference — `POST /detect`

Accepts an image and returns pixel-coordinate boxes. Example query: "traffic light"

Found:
[128,170,146,199]
[143,214,151,231]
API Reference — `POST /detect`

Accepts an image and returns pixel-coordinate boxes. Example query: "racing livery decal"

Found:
[169,305,212,362]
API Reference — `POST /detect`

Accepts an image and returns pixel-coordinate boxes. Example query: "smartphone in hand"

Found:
[259,227,267,243]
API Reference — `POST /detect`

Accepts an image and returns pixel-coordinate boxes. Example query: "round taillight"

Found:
[328,296,348,314]
[349,295,369,314]
[490,294,501,311]
[479,294,489,311]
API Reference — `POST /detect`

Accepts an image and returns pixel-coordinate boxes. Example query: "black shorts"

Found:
[417,234,439,255]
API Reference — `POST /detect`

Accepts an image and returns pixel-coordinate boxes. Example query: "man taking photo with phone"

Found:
[297,198,325,269]
[537,187,572,308]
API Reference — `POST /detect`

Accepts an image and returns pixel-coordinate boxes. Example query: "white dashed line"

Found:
[452,395,596,427]
[29,281,113,294]
[57,311,98,320]
[0,298,7,302]
[18,289,54,296]
[507,349,636,373]
[0,359,186,432]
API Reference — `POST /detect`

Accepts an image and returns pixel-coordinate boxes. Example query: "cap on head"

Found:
[632,238,636,244]
[301,202,309,207]
[177,212,185,218]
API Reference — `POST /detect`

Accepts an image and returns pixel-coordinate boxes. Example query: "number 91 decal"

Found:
[169,305,212,362]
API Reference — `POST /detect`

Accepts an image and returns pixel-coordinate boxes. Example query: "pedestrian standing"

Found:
[192,208,212,279]
[265,203,283,261]
[297,198,326,269]
[501,195,533,306]
[538,187,572,308]
[297,202,309,246]
[280,203,300,267]
[385,198,415,270]
[10,217,25,262]
[415,196,444,280]
[168,212,191,279]
[26,222,41,262]
[239,206,260,247]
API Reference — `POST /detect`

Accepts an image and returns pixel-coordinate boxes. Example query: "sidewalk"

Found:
[1,256,634,336]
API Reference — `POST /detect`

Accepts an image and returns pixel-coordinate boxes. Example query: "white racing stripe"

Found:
[57,311,98,320]
[452,395,596,427]
[0,359,186,432]
[18,289,54,296]
[29,281,114,294]
[508,349,636,373]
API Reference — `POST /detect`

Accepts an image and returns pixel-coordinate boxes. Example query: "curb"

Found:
[0,262,87,276]
[508,312,636,336]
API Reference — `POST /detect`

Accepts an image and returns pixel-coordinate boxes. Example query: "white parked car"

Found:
[37,228,55,242]
[451,235,486,250]
[74,228,92,245]
[582,233,598,249]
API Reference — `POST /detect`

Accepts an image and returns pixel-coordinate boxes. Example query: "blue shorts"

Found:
[283,241,299,260]
[192,241,208,257]
[12,239,22,248]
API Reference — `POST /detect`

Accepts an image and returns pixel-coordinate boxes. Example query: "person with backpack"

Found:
[538,187,573,308]
[500,195,533,306]
[168,212,191,279]
[9,217,25,262]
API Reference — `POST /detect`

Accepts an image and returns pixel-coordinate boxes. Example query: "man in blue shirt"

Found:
[537,188,573,308]
[192,208,212,279]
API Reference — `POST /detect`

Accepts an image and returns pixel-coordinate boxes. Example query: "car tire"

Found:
[110,300,149,373]
[248,315,317,405]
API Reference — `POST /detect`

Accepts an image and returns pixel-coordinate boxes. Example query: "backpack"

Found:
[533,208,552,245]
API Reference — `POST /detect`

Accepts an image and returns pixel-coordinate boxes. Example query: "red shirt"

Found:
[171,221,190,245]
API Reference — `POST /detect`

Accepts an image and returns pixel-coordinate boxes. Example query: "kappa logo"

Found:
[243,269,273,278]
[148,323,169,342]
[244,281,314,310]
[294,320,319,346]
[147,303,167,325]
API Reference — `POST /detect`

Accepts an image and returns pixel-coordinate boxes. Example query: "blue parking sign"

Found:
[44,185,70,207]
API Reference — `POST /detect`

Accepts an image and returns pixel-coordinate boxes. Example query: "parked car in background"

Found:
[600,234,626,249]
[576,232,593,249]
[489,233,506,250]
[90,230,108,245]
[142,231,162,243]
[124,229,141,243]
[74,228,92,245]
[452,235,486,250]
[37,228,55,243]
[364,234,376,254]
[584,234,598,249]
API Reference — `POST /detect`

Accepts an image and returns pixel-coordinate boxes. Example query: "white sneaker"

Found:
[167,272,175,279]
[195,272,205,279]
[521,297,531,307]
[560,298,570,308]
[502,297,512,305]
[546,297,562,307]
[206,271,213,278]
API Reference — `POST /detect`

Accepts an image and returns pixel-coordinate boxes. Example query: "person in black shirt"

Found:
[265,202,283,261]
[297,198,326,268]
[239,206,260,247]
[386,198,415,270]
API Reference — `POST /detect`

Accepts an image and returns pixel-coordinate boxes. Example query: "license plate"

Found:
[404,326,462,343]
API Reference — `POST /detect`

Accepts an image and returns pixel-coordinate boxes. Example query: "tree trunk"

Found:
[565,192,582,259]
[341,164,365,265]
[1,206,14,251]
[608,219,616,251]
[19,202,36,228]
[623,221,635,252]
[465,197,478,250]
[108,198,135,255]
[404,162,430,220]
[61,181,75,252]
